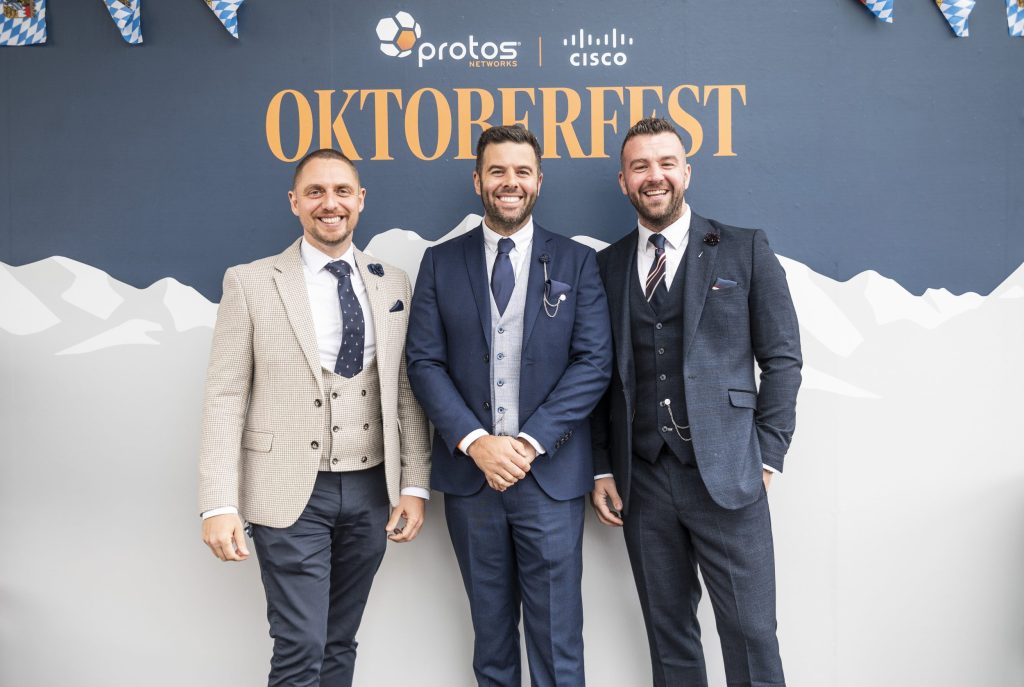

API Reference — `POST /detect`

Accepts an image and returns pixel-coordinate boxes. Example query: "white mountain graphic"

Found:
[2,215,1023,687]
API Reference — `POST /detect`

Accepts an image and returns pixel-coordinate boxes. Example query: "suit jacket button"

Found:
[332,392,339,399]
[484,353,489,362]
[361,456,368,463]
[659,374,667,381]
[314,399,322,407]
[311,441,320,449]
[361,390,367,396]
[333,426,340,432]
[484,401,491,409]
[363,423,369,430]
[655,322,663,330]
[331,457,339,465]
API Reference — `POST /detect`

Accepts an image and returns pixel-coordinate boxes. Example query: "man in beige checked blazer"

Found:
[198,148,431,687]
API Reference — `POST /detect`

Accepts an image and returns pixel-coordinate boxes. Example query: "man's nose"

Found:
[322,192,340,209]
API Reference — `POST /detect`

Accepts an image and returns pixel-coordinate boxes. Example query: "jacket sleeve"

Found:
[519,248,614,456]
[747,229,802,471]
[405,247,486,455]
[197,267,253,514]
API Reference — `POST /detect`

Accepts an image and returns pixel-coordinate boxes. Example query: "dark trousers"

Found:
[250,467,389,687]
[444,474,586,687]
[624,450,784,687]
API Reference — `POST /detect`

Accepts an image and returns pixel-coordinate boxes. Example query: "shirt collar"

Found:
[300,237,356,274]
[482,216,534,253]
[637,205,691,252]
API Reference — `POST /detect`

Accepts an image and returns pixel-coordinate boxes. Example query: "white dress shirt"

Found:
[458,218,545,457]
[202,239,427,520]
[300,239,376,371]
[594,206,776,480]
[636,206,690,292]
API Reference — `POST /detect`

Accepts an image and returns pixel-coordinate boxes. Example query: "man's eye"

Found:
[308,190,323,197]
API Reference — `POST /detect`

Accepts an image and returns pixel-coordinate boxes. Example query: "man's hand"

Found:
[386,495,426,543]
[202,513,250,561]
[591,476,624,527]
[763,469,773,490]
[467,435,533,492]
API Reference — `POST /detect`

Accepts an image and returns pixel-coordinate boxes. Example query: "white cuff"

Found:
[762,464,779,474]
[517,432,545,455]
[400,487,430,500]
[458,429,488,455]
[201,506,238,520]
[593,473,613,480]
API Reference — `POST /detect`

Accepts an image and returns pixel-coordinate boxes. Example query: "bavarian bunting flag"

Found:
[1,0,46,45]
[102,0,142,44]
[860,0,894,23]
[204,0,243,38]
[1008,0,1024,37]
[936,0,975,37]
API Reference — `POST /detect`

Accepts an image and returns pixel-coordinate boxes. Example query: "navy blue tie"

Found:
[491,237,515,315]
[323,260,365,378]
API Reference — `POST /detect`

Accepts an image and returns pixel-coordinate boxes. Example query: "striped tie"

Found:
[644,233,668,302]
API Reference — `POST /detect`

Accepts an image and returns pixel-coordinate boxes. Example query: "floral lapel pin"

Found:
[702,232,720,247]
[367,263,385,277]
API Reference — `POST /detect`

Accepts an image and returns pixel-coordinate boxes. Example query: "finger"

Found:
[402,515,424,542]
[216,537,243,561]
[232,525,250,558]
[502,463,526,480]
[385,507,403,533]
[592,498,623,527]
[606,486,624,512]
[510,439,530,458]
[509,454,532,473]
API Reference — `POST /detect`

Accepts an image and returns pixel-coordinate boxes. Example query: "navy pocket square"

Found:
[389,300,404,313]
[711,278,738,291]
[545,279,573,301]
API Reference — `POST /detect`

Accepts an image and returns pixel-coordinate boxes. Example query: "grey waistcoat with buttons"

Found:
[319,357,385,471]
[489,255,531,439]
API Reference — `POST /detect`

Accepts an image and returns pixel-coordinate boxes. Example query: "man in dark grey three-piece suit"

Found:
[590,118,802,687]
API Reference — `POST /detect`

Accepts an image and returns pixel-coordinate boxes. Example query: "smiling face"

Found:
[288,157,366,257]
[473,141,543,236]
[619,131,691,232]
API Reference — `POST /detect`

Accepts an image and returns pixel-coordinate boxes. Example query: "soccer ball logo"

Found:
[376,12,421,58]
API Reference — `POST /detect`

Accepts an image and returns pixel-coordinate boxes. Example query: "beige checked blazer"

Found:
[198,238,431,528]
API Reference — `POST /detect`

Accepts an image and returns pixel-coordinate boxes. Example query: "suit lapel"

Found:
[611,231,638,395]
[272,239,325,398]
[681,213,719,357]
[353,249,389,377]
[521,226,551,349]
[463,226,493,350]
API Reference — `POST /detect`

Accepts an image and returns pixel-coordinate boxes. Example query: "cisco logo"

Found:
[563,28,634,67]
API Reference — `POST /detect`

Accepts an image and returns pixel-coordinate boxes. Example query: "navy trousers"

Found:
[624,451,784,687]
[444,474,586,687]
[250,467,389,687]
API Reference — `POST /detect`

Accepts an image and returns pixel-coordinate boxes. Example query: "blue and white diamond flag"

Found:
[1007,0,1024,37]
[860,0,894,23]
[936,0,975,38]
[102,0,142,44]
[204,0,243,39]
[1,0,46,46]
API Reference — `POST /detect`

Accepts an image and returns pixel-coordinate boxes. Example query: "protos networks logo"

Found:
[376,12,421,58]
[375,11,520,68]
[562,28,634,67]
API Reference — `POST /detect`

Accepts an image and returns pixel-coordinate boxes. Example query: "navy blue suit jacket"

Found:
[406,223,613,500]
[591,214,802,512]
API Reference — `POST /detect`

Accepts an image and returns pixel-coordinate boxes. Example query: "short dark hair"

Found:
[620,117,686,165]
[474,125,543,174]
[292,149,360,189]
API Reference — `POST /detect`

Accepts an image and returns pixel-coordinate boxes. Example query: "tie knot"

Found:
[648,233,667,252]
[497,237,515,256]
[324,260,351,279]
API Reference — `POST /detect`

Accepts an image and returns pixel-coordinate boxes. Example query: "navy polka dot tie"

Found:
[323,260,365,378]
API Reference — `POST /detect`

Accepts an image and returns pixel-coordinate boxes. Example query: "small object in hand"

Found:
[392,516,407,536]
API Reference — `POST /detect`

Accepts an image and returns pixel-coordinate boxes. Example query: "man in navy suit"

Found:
[590,118,802,687]
[407,125,612,687]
